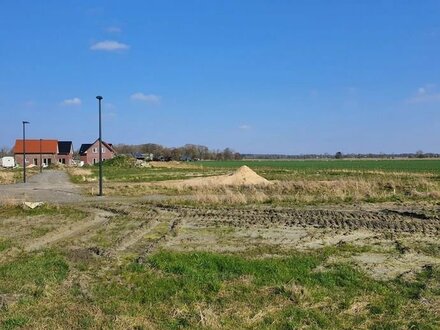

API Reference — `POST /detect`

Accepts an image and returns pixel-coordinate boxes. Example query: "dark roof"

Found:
[79,140,116,156]
[58,141,73,154]
[79,144,92,156]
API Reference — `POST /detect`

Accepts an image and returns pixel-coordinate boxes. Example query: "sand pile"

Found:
[167,166,271,188]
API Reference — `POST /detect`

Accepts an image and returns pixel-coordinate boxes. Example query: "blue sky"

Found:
[1,1,440,154]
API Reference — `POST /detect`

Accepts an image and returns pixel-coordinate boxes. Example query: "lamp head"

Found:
[23,121,29,124]
[96,96,103,100]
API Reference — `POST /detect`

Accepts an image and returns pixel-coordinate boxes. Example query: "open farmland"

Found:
[199,159,440,172]
[70,159,440,205]
[1,159,440,329]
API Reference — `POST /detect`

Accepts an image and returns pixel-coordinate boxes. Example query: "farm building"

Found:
[79,139,116,165]
[13,140,74,166]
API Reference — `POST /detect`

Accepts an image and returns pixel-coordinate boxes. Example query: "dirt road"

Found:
[0,170,83,203]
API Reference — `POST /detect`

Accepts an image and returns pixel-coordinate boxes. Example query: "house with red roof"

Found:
[13,139,74,167]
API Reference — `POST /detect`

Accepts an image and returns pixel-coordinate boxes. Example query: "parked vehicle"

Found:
[1,157,15,168]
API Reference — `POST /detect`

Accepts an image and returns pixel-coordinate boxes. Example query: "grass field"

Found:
[68,158,440,205]
[200,159,440,172]
[2,159,439,329]
[0,202,439,329]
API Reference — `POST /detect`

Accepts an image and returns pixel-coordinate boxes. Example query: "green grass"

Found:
[1,247,438,329]
[69,159,440,205]
[0,250,69,295]
[85,159,440,183]
[0,250,69,329]
[0,239,13,252]
[74,159,440,184]
[199,159,440,173]
[90,166,221,183]
[90,250,440,329]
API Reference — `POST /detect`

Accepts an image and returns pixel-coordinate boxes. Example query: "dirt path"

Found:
[0,170,84,203]
[24,208,114,252]
[107,206,182,261]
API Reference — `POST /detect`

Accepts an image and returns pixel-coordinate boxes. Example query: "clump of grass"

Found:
[0,239,13,252]
[0,250,69,295]
[102,155,137,168]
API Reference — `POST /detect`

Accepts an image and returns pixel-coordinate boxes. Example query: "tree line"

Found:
[242,151,440,159]
[113,143,242,161]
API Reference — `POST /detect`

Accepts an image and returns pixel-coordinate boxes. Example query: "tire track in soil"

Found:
[157,206,440,235]
[112,218,160,254]
[92,204,183,260]
[23,208,116,252]
[133,213,182,264]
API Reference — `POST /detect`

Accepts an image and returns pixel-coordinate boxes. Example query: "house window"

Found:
[93,148,98,153]
[102,148,106,153]
[48,159,52,165]
[93,159,97,164]
[33,158,38,165]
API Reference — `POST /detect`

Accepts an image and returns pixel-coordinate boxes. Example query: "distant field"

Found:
[69,158,440,204]
[199,159,440,173]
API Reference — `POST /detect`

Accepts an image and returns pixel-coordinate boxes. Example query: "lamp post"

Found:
[22,121,30,183]
[96,95,103,196]
[39,138,42,173]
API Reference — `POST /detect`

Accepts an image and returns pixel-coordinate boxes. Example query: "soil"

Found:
[24,208,115,252]
[0,170,439,280]
[162,165,271,187]
[0,170,83,203]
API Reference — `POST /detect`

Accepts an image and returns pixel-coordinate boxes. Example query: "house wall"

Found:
[56,154,73,165]
[15,153,56,167]
[81,141,115,165]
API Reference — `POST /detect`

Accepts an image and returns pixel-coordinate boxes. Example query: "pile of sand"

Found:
[165,166,271,188]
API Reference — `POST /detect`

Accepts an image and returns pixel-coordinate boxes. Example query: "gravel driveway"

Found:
[0,170,83,203]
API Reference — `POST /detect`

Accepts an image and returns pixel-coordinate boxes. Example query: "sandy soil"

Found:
[0,170,439,281]
[160,165,271,187]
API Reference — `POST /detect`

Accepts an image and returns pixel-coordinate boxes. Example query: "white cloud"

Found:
[239,124,251,130]
[130,92,161,105]
[106,26,122,33]
[90,40,129,51]
[407,84,440,104]
[61,97,82,106]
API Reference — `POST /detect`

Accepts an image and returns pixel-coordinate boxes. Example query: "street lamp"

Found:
[96,95,103,196]
[22,121,30,183]
[39,138,42,173]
